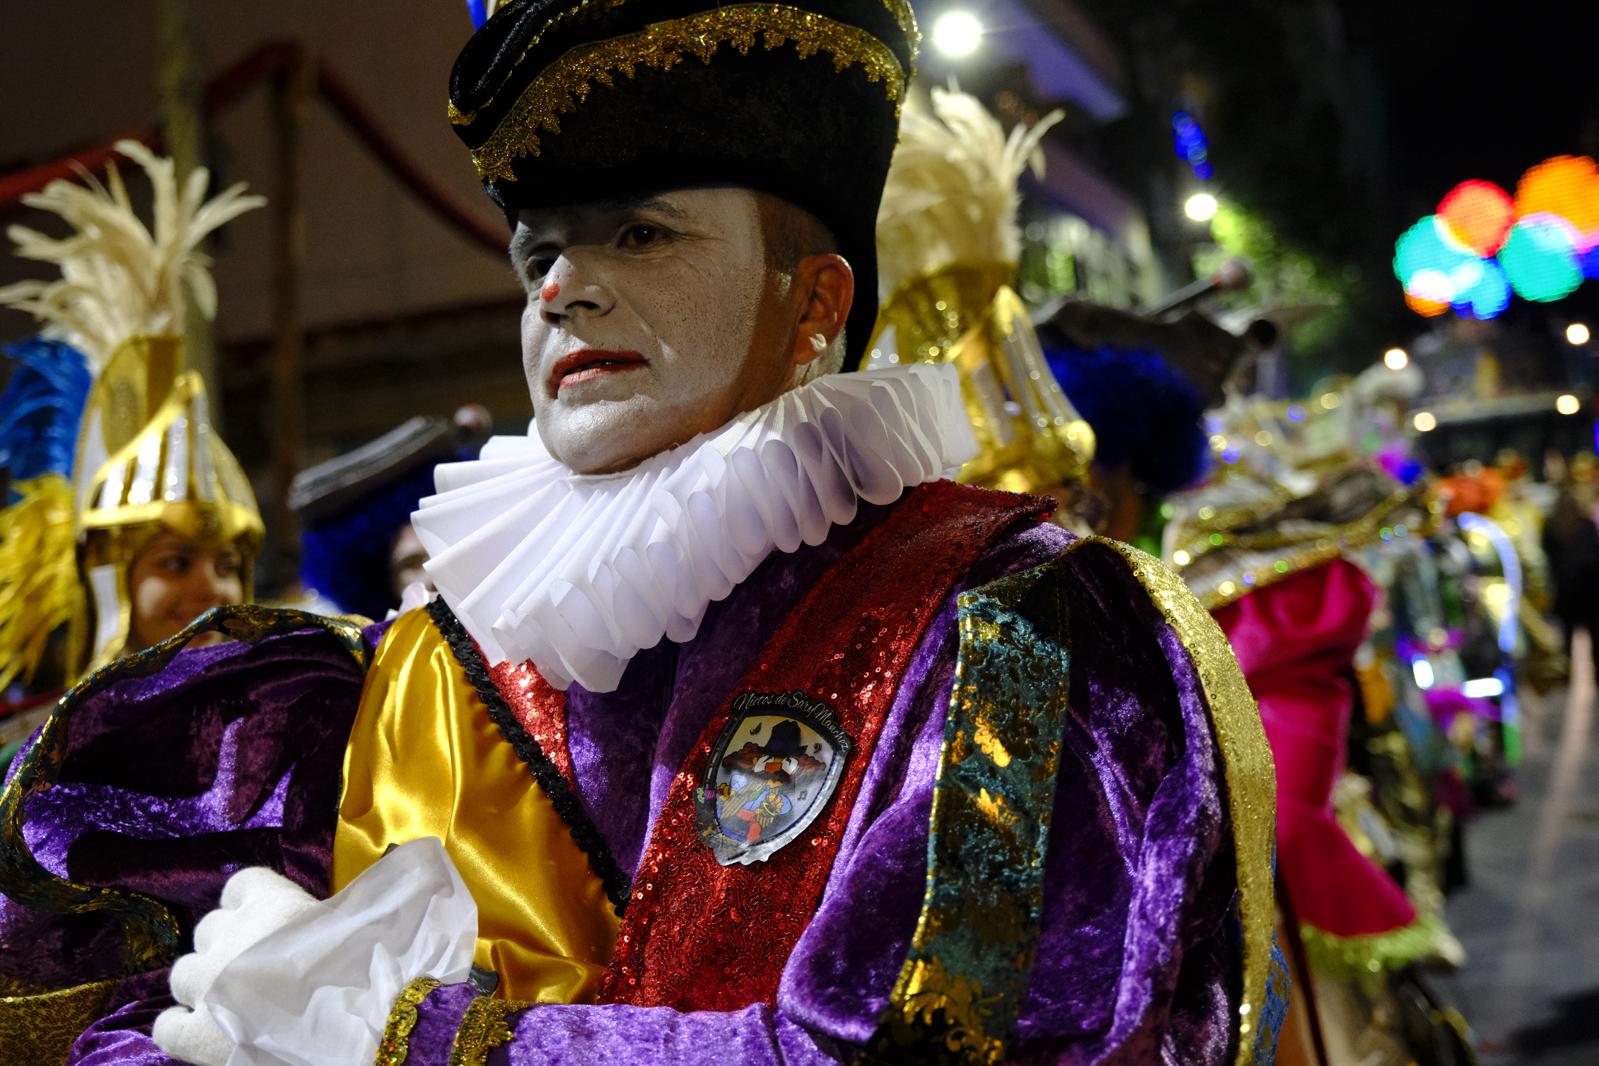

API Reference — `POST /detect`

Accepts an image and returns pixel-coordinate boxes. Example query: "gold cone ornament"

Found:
[0,142,264,674]
[873,87,1093,496]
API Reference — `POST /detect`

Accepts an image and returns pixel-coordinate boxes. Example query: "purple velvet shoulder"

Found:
[0,621,370,993]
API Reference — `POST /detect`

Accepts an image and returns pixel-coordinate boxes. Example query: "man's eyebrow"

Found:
[605,195,689,220]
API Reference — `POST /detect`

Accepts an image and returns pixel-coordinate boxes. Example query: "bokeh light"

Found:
[1394,216,1475,284]
[1384,347,1409,370]
[931,11,983,58]
[1405,291,1449,317]
[1499,216,1583,302]
[1568,323,1592,346]
[1516,155,1599,249]
[1556,393,1582,415]
[1413,411,1438,432]
[1454,257,1512,319]
[1185,192,1219,222]
[1439,180,1515,256]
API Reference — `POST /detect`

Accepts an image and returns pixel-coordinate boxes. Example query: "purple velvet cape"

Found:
[2,501,1243,1064]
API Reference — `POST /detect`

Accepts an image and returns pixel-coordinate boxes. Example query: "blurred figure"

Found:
[1541,484,1599,673]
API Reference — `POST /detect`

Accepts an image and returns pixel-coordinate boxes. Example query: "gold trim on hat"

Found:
[469,4,910,182]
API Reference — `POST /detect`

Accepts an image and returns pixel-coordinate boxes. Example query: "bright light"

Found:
[1412,658,1435,690]
[1184,192,1219,223]
[1568,322,1592,345]
[931,11,983,58]
[1172,550,1192,566]
[1462,677,1506,699]
[1557,393,1582,415]
[1413,411,1438,432]
[1384,347,1409,370]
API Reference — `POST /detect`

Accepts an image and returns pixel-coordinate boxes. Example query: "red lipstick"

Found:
[549,349,648,394]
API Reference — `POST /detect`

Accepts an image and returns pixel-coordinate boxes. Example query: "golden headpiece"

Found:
[0,141,265,673]
[873,86,1093,495]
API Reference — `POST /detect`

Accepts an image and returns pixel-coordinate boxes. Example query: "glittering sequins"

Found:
[449,993,529,1066]
[598,482,1046,1011]
[470,4,909,181]
[376,977,442,1066]
[870,554,1072,1063]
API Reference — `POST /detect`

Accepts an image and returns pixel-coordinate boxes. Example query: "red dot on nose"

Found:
[540,281,561,303]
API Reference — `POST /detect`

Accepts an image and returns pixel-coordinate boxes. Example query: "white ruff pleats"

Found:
[411,365,974,692]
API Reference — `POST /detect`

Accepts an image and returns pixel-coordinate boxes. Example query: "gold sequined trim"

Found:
[470,4,908,181]
[374,977,442,1066]
[449,995,529,1066]
[453,0,916,119]
[1070,538,1277,1066]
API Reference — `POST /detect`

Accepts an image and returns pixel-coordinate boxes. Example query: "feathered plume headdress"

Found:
[0,139,264,370]
[873,87,1093,496]
[0,141,265,678]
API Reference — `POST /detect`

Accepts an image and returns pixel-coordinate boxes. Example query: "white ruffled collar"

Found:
[411,365,975,692]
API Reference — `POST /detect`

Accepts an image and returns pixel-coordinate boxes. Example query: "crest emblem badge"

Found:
[695,691,852,866]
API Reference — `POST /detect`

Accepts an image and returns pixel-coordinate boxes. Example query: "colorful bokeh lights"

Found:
[1395,155,1599,319]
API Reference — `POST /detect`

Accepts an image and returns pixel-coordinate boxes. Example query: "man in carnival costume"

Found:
[0,3,1277,1063]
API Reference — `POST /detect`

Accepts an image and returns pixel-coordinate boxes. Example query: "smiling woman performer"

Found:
[0,2,1276,1063]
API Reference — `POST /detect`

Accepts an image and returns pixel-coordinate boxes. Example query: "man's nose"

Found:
[541,251,616,323]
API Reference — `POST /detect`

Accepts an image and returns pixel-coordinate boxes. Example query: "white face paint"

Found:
[514,188,790,474]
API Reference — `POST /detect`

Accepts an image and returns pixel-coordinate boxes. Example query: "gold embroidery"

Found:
[449,995,529,1066]
[1071,538,1276,1066]
[0,979,116,1065]
[470,5,908,181]
[374,977,441,1066]
[453,0,916,119]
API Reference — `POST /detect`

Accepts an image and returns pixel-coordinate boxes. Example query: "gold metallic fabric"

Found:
[334,609,619,1003]
[876,269,1094,496]
[0,978,116,1064]
[471,3,911,181]
[0,474,81,691]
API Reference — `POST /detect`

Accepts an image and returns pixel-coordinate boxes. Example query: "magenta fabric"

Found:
[1214,557,1418,940]
[3,499,1248,1064]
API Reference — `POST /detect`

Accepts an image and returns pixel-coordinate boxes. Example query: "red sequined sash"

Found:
[598,480,1047,1010]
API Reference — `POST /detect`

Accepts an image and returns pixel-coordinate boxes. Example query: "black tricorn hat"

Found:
[448,0,919,370]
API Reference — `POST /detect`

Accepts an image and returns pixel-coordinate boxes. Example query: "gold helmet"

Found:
[0,141,264,673]
[873,86,1094,496]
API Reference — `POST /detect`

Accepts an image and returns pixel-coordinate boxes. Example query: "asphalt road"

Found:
[1443,631,1599,1065]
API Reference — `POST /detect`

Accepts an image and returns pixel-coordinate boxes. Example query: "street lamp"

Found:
[1184,192,1218,223]
[931,11,983,58]
[1384,347,1409,370]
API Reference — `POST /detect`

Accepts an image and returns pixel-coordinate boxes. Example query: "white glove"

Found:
[152,868,318,1066]
[153,838,478,1066]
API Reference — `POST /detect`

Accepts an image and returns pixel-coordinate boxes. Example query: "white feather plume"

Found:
[0,140,265,369]
[877,86,1063,294]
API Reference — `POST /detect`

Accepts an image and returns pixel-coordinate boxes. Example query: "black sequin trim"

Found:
[427,598,632,914]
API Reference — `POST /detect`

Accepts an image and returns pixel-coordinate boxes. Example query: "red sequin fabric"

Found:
[598,481,1047,1010]
[487,657,575,792]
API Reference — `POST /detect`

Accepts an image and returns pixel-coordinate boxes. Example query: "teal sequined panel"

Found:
[868,557,1071,1064]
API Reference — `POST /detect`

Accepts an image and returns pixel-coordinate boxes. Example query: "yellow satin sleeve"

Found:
[332,608,619,1002]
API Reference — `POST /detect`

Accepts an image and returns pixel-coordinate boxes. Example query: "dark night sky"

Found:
[1350,3,1599,211]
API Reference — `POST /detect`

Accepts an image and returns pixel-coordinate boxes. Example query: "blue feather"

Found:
[1045,344,1210,495]
[0,338,91,501]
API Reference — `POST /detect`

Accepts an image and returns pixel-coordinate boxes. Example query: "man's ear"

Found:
[788,253,854,367]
